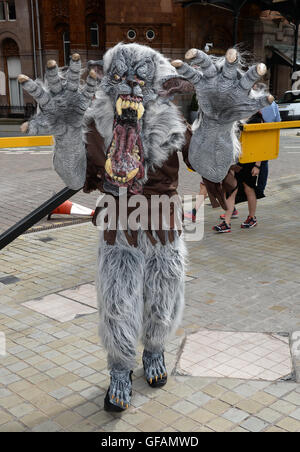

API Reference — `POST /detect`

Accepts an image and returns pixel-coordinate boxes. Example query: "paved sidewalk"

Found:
[0,177,300,432]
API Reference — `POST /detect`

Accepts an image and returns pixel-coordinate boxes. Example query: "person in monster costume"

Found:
[18,43,272,412]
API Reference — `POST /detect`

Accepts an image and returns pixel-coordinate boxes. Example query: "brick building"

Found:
[0,0,299,113]
[0,0,35,111]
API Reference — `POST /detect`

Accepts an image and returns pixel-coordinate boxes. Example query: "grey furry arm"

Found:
[19,55,97,190]
[171,49,274,183]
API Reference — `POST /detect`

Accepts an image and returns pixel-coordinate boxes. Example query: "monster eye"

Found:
[114,74,121,81]
[139,80,145,87]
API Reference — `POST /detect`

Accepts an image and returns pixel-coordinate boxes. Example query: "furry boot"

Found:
[142,349,167,387]
[104,369,133,412]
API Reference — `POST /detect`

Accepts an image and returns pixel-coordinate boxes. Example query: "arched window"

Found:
[90,23,99,47]
[0,2,5,21]
[63,30,70,66]
[0,1,16,21]
[3,38,23,106]
[7,1,16,20]
[7,56,23,106]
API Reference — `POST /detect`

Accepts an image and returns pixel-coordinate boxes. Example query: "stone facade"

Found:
[0,0,299,110]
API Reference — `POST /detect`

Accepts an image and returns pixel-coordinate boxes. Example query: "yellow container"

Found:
[0,136,54,149]
[239,120,300,164]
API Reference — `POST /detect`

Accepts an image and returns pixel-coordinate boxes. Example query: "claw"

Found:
[171,60,183,68]
[89,69,97,80]
[111,394,114,400]
[257,63,267,76]
[225,49,238,64]
[72,53,80,62]
[121,401,124,407]
[185,48,198,60]
[47,60,57,69]
[149,378,153,384]
[18,74,29,84]
[126,404,129,409]
[155,376,158,382]
[116,398,119,403]
[160,374,162,380]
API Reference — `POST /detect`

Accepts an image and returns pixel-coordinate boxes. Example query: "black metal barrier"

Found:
[0,187,80,250]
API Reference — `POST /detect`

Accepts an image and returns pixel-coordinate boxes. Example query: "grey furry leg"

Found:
[104,369,132,411]
[97,232,145,371]
[141,232,186,355]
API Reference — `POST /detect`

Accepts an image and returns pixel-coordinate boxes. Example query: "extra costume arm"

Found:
[171,49,274,183]
[18,55,97,190]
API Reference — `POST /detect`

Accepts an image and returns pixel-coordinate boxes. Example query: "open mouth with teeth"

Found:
[116,95,145,120]
[104,96,145,194]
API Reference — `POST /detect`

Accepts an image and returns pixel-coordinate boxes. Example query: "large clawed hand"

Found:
[18,53,98,135]
[171,48,274,123]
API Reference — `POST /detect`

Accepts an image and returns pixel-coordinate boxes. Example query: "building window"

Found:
[7,56,23,106]
[0,2,5,20]
[0,1,16,20]
[146,30,155,41]
[90,23,99,47]
[7,0,16,20]
[127,29,136,40]
[63,31,70,66]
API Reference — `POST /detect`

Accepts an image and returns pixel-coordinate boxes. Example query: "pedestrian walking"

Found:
[258,99,281,196]
[213,111,264,233]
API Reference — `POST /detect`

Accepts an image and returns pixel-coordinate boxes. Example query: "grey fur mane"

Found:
[84,90,186,175]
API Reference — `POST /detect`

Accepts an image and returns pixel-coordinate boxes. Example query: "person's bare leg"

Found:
[194,184,208,212]
[243,183,257,217]
[224,189,238,225]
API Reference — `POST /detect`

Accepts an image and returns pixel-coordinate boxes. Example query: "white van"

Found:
[277,91,300,121]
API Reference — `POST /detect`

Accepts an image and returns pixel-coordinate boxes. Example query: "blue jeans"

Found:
[257,161,269,195]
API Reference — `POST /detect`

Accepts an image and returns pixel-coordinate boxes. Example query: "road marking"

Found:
[0,150,52,155]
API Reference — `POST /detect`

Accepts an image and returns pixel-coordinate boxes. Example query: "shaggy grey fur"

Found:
[21,44,187,408]
[85,91,186,190]
[175,49,271,183]
[96,228,186,371]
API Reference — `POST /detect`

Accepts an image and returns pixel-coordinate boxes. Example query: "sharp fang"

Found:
[127,168,139,181]
[130,101,136,110]
[122,100,127,109]
[123,177,126,183]
[137,103,145,120]
[105,158,113,177]
[125,100,131,108]
[116,97,122,116]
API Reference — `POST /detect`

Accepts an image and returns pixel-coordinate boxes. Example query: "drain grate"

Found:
[38,237,55,243]
[0,276,20,285]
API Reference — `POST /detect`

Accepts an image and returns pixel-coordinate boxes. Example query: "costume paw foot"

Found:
[104,370,132,412]
[142,350,168,388]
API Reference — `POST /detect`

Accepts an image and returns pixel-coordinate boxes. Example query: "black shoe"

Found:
[212,221,231,233]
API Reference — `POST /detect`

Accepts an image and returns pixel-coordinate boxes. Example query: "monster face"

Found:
[101,45,159,194]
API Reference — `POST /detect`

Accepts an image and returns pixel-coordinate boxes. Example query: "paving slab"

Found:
[0,166,300,431]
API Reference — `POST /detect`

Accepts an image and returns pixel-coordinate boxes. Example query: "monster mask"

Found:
[97,43,179,195]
